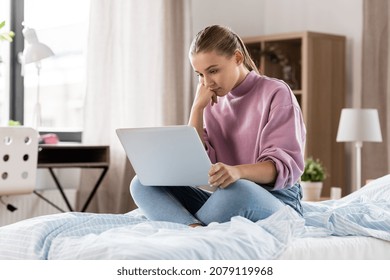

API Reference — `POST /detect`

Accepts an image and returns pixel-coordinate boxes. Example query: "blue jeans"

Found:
[130,176,302,225]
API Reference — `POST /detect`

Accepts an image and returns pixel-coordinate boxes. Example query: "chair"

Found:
[0,127,38,196]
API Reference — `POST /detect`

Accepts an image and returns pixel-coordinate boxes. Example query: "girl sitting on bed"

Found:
[130,25,306,227]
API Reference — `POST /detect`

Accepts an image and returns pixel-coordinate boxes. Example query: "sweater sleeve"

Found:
[257,103,306,190]
[203,128,217,164]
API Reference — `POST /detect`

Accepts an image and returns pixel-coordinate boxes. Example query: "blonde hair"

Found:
[189,25,259,74]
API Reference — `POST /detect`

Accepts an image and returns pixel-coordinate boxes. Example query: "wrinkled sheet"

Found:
[302,174,390,241]
[0,205,303,259]
[0,174,389,260]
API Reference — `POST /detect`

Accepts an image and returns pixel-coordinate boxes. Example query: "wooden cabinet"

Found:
[244,31,346,197]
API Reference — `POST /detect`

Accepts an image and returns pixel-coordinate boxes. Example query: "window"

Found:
[0,0,11,126]
[23,0,89,132]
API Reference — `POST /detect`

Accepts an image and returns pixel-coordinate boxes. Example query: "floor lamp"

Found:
[336,108,382,190]
[22,26,54,129]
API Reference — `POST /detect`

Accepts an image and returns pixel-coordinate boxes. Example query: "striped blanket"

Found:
[0,175,389,259]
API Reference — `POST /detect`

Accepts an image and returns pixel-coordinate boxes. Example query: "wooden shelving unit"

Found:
[244,31,346,196]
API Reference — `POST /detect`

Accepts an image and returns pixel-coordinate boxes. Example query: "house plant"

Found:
[0,20,15,43]
[0,20,14,125]
[0,20,15,64]
[300,157,326,201]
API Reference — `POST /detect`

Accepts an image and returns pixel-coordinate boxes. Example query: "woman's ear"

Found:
[234,50,244,65]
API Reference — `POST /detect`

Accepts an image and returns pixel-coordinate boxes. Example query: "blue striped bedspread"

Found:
[0,175,389,260]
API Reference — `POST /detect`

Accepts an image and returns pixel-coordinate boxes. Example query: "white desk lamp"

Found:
[22,26,54,129]
[336,108,382,190]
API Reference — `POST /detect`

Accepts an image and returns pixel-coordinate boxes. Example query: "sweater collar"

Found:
[229,70,257,97]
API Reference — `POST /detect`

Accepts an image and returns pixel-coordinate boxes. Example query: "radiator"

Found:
[0,189,77,227]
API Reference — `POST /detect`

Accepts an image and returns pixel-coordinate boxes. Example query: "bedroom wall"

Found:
[191,0,363,191]
[191,0,265,37]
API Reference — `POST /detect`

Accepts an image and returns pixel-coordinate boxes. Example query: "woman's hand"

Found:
[208,163,240,189]
[208,161,277,189]
[193,82,218,110]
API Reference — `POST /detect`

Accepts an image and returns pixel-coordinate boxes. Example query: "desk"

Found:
[36,144,110,212]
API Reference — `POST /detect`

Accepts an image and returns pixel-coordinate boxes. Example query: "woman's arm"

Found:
[208,161,277,189]
[188,105,205,144]
[188,83,217,142]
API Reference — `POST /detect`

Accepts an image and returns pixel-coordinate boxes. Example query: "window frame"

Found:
[9,0,82,142]
[9,0,24,125]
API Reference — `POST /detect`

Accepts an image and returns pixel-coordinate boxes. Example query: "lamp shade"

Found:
[336,108,382,142]
[22,27,54,64]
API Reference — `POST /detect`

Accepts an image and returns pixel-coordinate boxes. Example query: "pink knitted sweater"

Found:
[203,71,306,190]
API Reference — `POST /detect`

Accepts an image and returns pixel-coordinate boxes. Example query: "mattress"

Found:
[279,236,390,259]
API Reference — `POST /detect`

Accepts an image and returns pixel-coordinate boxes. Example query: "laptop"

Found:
[116,125,212,187]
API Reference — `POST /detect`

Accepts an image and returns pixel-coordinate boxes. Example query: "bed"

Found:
[0,175,389,260]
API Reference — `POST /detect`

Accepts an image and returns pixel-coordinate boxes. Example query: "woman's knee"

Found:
[129,176,146,200]
[130,176,165,202]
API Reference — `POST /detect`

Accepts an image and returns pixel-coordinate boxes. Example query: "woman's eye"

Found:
[209,69,217,74]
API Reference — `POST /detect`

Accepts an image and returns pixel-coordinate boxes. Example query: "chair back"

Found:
[0,127,38,195]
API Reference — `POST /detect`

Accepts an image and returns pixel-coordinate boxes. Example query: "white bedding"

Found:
[0,206,304,260]
[0,174,389,260]
[279,236,390,259]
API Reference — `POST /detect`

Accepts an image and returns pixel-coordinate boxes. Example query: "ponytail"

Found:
[190,25,259,74]
[234,34,259,74]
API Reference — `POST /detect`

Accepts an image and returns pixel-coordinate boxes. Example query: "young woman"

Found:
[130,25,306,226]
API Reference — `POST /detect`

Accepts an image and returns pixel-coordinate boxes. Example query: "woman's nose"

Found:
[202,75,214,87]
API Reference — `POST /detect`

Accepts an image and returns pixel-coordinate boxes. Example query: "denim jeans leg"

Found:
[130,176,210,225]
[270,183,303,215]
[194,179,285,225]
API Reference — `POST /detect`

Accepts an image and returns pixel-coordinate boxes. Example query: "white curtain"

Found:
[78,0,193,213]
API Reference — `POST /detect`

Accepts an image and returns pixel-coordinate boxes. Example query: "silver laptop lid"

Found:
[116,125,211,186]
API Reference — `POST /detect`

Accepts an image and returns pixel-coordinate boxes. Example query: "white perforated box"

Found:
[0,127,39,195]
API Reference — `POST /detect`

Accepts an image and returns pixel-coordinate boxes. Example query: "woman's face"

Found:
[190,50,248,97]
